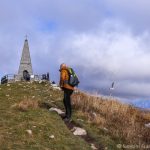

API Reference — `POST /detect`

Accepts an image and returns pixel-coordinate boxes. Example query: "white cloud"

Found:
[53,21,150,99]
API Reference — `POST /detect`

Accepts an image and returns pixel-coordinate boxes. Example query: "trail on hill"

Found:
[40,102,103,150]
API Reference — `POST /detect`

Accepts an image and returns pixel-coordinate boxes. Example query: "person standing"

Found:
[59,63,74,121]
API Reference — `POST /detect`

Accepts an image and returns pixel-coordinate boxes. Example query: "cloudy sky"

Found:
[0,0,150,108]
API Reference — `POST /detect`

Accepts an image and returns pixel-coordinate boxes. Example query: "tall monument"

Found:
[17,38,33,81]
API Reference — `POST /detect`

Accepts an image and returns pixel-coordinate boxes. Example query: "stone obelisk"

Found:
[17,38,33,81]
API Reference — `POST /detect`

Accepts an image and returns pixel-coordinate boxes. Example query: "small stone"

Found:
[51,84,61,90]
[53,87,61,90]
[92,112,97,117]
[77,119,84,122]
[103,127,109,132]
[72,127,87,136]
[6,95,10,97]
[145,123,150,128]
[11,103,17,108]
[39,81,43,84]
[33,126,36,128]
[26,130,32,135]
[91,144,98,150]
[7,84,10,87]
[49,135,55,139]
[49,107,65,115]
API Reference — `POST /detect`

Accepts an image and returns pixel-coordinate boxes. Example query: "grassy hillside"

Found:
[72,92,150,148]
[0,82,150,150]
[0,82,91,150]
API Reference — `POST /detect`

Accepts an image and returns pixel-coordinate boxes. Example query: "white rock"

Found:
[49,107,65,115]
[39,80,43,84]
[92,112,97,117]
[77,119,84,122]
[53,87,61,90]
[26,130,32,135]
[91,144,98,150]
[51,84,61,90]
[49,135,55,139]
[7,84,10,87]
[103,127,109,132]
[51,84,58,87]
[6,95,10,97]
[11,103,17,108]
[72,127,87,136]
[145,123,150,128]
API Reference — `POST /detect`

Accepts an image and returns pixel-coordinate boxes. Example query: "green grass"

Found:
[72,112,123,150]
[1,81,139,150]
[0,82,91,150]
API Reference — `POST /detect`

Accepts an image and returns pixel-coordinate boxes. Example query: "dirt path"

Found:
[39,102,104,150]
[60,114,104,150]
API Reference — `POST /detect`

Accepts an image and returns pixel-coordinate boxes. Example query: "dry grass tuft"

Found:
[16,99,39,111]
[72,91,150,144]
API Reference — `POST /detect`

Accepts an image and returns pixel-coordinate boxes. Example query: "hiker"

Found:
[59,63,74,121]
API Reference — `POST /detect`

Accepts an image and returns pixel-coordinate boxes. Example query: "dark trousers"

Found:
[63,88,73,119]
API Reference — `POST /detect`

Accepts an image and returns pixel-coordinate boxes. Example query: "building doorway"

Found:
[23,70,30,81]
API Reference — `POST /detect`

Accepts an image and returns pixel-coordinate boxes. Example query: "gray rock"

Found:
[72,127,87,136]
[91,144,98,150]
[51,84,61,90]
[49,107,65,115]
[145,123,150,128]
[103,127,109,132]
[26,130,32,135]
[49,135,55,139]
[77,119,84,122]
